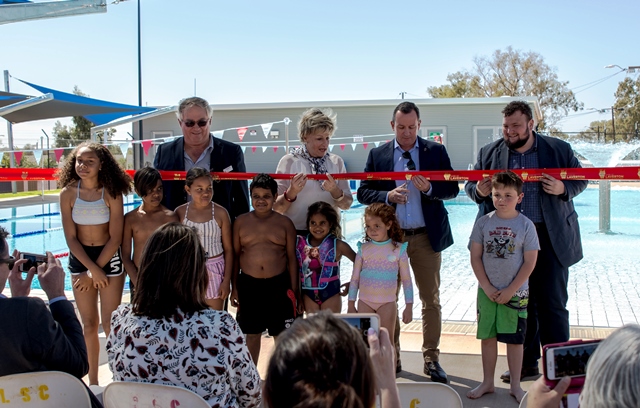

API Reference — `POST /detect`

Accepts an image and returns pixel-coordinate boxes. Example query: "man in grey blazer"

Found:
[358,102,459,383]
[154,96,250,221]
[465,101,588,381]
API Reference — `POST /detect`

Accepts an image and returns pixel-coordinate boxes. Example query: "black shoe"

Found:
[500,366,540,383]
[396,360,402,374]
[424,361,448,384]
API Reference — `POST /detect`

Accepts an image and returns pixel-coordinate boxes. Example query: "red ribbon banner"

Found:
[0,168,639,182]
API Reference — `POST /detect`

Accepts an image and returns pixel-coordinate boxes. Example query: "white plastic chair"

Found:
[0,371,91,407]
[396,382,463,408]
[103,381,209,408]
[519,391,529,407]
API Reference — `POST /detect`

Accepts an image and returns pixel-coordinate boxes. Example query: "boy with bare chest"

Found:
[122,167,178,294]
[232,173,299,364]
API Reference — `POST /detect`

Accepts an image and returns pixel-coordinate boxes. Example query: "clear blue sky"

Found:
[2,0,639,147]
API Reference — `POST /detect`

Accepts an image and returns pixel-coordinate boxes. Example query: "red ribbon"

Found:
[0,168,639,182]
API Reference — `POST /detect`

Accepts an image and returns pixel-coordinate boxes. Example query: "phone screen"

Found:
[548,342,599,379]
[337,314,379,347]
[19,253,46,272]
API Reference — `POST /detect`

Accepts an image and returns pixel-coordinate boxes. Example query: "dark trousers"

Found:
[523,223,570,368]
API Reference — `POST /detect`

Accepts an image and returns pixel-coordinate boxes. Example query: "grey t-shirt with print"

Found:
[469,211,540,291]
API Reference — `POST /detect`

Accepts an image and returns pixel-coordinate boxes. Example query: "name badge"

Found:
[223,165,233,173]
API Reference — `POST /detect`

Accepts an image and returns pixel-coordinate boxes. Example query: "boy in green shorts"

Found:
[467,171,539,403]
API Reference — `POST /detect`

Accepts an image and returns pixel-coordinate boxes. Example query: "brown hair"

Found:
[306,201,342,239]
[298,108,336,143]
[502,101,533,122]
[263,311,376,408]
[132,223,209,319]
[364,203,404,245]
[491,170,524,195]
[55,142,132,198]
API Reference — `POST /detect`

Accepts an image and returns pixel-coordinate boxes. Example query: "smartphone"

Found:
[335,313,380,347]
[19,252,47,272]
[544,339,601,381]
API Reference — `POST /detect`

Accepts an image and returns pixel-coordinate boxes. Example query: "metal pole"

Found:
[4,70,16,193]
[136,0,143,170]
[284,117,291,152]
[611,106,616,143]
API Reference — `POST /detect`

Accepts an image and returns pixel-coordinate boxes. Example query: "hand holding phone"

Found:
[19,252,47,272]
[543,339,601,393]
[335,313,380,347]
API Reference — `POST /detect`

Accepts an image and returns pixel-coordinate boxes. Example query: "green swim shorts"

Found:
[476,287,528,344]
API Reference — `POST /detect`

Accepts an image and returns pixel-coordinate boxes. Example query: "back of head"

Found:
[263,312,375,408]
[132,222,209,318]
[580,324,640,408]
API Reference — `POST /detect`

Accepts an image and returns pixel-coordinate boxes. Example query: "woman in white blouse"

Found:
[274,108,353,235]
[107,223,261,407]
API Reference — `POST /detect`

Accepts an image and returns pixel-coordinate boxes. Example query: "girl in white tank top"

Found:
[175,168,234,310]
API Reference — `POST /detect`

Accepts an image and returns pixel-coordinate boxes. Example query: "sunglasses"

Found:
[182,119,210,128]
[0,256,15,269]
[402,151,416,171]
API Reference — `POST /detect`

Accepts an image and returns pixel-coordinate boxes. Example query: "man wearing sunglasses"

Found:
[154,96,250,221]
[357,101,459,383]
[0,227,89,381]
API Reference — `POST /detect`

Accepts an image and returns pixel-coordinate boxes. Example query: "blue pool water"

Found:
[3,186,639,293]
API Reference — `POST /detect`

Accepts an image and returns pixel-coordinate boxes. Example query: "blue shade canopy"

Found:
[0,0,32,4]
[0,80,155,125]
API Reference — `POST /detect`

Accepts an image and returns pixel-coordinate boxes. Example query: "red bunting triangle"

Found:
[141,140,153,155]
[251,146,257,153]
[14,151,23,163]
[363,143,368,149]
[273,146,278,153]
[340,144,345,151]
[54,148,64,162]
[237,127,248,142]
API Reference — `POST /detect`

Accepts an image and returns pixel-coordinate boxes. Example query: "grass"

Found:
[0,190,61,199]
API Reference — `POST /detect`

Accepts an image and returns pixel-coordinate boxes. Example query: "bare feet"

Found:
[466,382,495,399]
[510,386,526,403]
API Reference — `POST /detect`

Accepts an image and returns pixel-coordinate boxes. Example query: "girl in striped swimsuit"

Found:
[176,167,233,310]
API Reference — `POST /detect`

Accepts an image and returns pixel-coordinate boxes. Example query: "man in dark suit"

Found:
[465,101,588,381]
[357,102,459,383]
[154,96,250,221]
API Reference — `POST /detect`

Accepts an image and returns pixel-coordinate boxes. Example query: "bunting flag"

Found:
[54,148,65,162]
[141,140,153,156]
[351,144,357,151]
[273,146,279,153]
[251,146,257,153]
[261,123,273,139]
[14,151,23,163]
[340,144,345,151]
[329,145,335,152]
[241,146,246,154]
[262,146,267,153]
[363,143,368,150]
[374,142,380,148]
[32,150,43,164]
[118,142,132,156]
[212,130,223,139]
[237,127,248,141]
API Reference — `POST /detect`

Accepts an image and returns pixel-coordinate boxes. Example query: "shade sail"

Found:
[0,80,155,125]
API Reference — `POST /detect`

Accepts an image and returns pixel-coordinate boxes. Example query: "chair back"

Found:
[103,381,209,408]
[0,371,91,407]
[519,391,529,407]
[396,382,463,408]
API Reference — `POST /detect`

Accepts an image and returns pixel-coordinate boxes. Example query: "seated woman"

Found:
[262,311,400,408]
[106,223,261,407]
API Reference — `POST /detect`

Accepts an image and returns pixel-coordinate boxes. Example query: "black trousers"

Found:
[523,223,570,368]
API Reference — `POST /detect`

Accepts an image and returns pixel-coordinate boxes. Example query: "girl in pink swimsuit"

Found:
[176,167,233,310]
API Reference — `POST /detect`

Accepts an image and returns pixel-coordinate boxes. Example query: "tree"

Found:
[427,46,583,130]
[52,86,116,148]
[613,77,640,140]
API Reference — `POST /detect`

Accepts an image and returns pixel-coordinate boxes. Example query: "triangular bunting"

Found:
[14,151,23,163]
[273,146,278,153]
[54,148,65,162]
[241,146,246,154]
[32,150,43,164]
[329,145,335,152]
[251,146,257,153]
[262,146,267,153]
[237,127,248,141]
[261,123,273,139]
[351,144,357,151]
[363,143,368,149]
[118,142,132,156]
[340,144,345,151]
[212,130,223,139]
[374,142,380,148]
[141,140,153,156]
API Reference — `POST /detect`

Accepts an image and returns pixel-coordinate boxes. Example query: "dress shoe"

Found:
[424,361,449,384]
[500,366,540,383]
[396,360,402,374]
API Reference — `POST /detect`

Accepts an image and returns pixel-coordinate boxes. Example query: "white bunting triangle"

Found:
[351,143,357,151]
[374,141,380,147]
[33,150,43,164]
[212,130,224,139]
[262,146,268,153]
[241,146,246,154]
[118,142,132,156]
[260,123,273,139]
[329,145,335,152]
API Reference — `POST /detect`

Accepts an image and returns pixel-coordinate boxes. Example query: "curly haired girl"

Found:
[57,142,131,385]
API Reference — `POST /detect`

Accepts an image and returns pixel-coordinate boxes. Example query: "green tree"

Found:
[613,77,640,140]
[427,46,583,130]
[52,86,116,148]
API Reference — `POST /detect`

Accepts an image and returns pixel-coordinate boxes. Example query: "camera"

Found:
[19,252,47,272]
[335,313,380,347]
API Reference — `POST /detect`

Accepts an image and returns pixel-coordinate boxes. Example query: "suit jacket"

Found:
[464,132,588,268]
[153,135,250,221]
[0,297,88,378]
[357,138,460,253]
